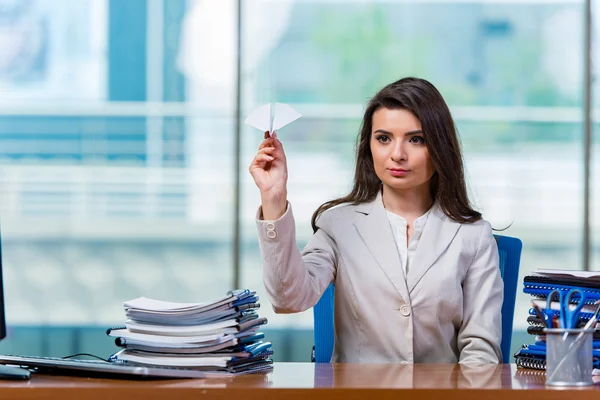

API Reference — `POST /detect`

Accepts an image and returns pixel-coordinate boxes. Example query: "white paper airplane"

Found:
[244,103,302,134]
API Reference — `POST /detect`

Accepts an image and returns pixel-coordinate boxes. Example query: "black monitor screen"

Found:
[0,231,6,340]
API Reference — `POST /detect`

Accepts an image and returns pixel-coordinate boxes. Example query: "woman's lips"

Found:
[388,168,409,177]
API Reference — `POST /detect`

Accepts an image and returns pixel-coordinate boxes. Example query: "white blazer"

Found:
[256,191,503,364]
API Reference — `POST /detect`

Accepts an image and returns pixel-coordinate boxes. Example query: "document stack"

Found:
[106,289,273,376]
[515,269,600,370]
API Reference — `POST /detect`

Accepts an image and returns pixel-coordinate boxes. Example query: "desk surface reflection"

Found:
[0,363,599,400]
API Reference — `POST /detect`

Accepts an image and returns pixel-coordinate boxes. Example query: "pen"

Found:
[531,304,547,328]
[582,300,600,331]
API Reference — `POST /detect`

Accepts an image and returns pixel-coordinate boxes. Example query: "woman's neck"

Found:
[381,184,433,220]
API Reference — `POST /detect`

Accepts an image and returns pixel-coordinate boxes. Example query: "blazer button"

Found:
[266,222,276,231]
[399,305,410,317]
[267,230,277,239]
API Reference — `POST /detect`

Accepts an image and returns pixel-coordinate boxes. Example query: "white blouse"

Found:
[385,208,431,277]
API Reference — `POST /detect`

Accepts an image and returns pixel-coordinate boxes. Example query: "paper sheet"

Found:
[536,269,600,280]
[244,102,301,133]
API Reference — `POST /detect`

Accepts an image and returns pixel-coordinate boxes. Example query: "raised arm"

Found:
[249,131,337,313]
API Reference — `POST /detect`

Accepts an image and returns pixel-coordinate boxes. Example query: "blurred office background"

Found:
[0,0,598,361]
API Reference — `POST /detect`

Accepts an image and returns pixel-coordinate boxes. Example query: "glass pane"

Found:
[592,1,600,272]
[0,0,235,326]
[240,0,585,344]
[589,122,598,271]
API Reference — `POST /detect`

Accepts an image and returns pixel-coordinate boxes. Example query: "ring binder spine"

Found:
[515,356,545,370]
[105,326,126,335]
[523,279,600,304]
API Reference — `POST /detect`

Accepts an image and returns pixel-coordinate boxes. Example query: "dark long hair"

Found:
[311,77,481,232]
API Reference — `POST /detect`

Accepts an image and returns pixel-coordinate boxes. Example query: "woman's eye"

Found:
[377,135,391,143]
[410,136,425,144]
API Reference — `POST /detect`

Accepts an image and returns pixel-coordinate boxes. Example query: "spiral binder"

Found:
[523,275,600,304]
[516,355,600,370]
[515,345,600,371]
[514,346,546,370]
[515,355,545,370]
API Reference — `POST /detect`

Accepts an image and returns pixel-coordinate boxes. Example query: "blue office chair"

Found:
[311,234,523,363]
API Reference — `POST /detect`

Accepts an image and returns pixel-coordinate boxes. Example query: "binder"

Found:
[515,355,545,370]
[515,355,600,371]
[514,345,600,370]
[523,275,600,304]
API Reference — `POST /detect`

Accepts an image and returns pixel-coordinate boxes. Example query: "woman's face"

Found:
[370,107,435,192]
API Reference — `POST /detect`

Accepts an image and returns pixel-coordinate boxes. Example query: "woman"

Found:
[249,77,503,364]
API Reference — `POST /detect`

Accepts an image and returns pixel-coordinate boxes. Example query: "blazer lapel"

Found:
[353,191,411,306]
[406,204,461,293]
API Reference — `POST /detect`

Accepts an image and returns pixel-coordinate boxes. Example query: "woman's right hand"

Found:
[249,131,288,220]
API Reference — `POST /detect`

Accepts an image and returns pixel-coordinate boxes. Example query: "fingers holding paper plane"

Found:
[249,131,288,220]
[249,132,288,193]
[245,103,299,220]
[258,131,285,160]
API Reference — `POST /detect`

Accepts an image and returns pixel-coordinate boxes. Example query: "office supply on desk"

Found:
[531,303,547,328]
[0,364,30,380]
[536,269,600,280]
[107,293,273,375]
[523,273,600,302]
[523,270,600,340]
[523,274,600,333]
[531,299,599,322]
[0,354,210,379]
[545,291,559,328]
[582,301,600,330]
[545,289,586,329]
[544,328,594,386]
[560,290,585,329]
[311,234,522,363]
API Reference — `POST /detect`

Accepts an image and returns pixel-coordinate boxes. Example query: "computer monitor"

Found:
[0,231,29,379]
[0,229,6,341]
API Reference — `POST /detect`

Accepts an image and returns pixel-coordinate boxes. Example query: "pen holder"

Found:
[544,328,594,387]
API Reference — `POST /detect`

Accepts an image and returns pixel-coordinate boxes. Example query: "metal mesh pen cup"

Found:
[544,328,594,387]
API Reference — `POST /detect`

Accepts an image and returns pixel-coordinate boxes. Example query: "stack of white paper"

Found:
[535,269,600,280]
[107,290,273,374]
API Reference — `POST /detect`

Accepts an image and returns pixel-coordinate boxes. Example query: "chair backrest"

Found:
[312,234,522,363]
[495,235,522,362]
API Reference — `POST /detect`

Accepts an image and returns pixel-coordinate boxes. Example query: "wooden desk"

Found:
[0,363,598,400]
